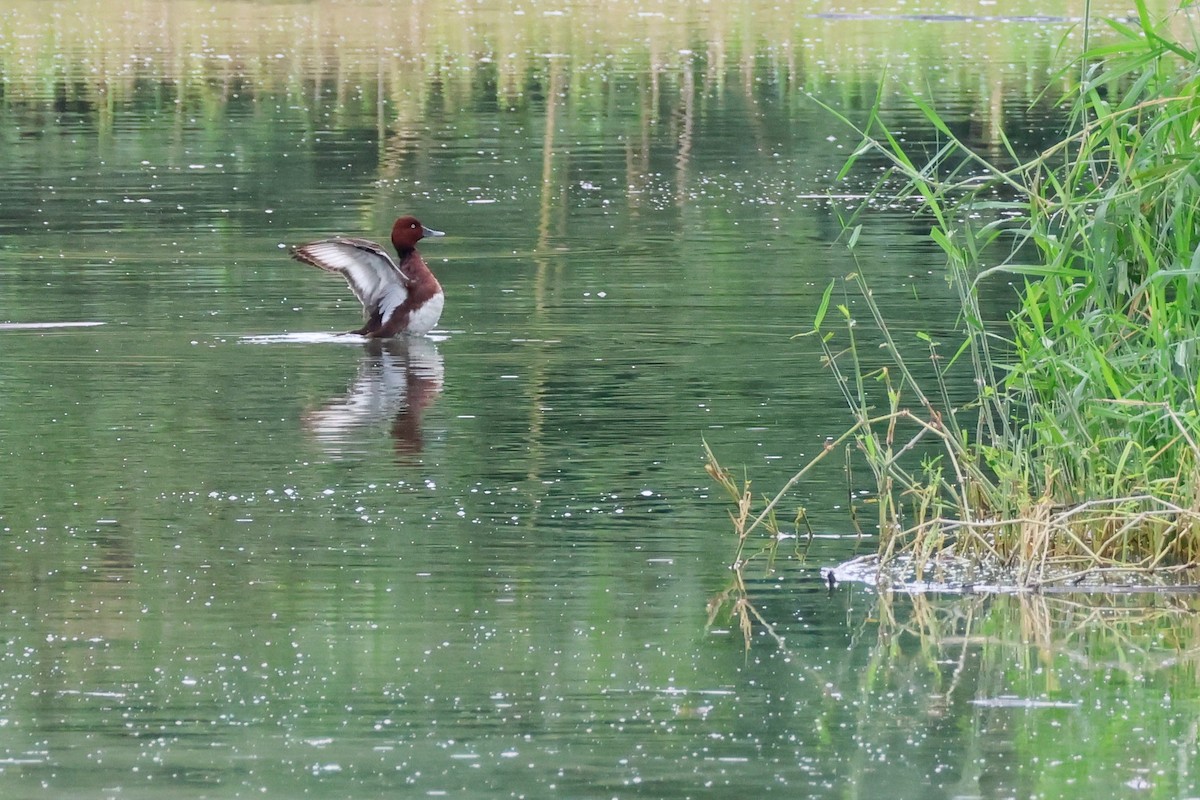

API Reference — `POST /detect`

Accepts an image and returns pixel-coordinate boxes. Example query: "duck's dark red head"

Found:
[391,216,445,253]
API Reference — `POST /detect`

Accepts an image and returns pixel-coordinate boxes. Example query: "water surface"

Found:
[2,1,1199,797]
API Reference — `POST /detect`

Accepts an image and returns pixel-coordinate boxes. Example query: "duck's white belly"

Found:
[406,291,444,335]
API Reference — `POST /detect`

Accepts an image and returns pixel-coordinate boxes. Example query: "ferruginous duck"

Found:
[291,216,446,337]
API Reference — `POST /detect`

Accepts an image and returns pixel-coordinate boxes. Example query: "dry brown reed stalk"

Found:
[703,440,818,649]
[709,382,1200,592]
[703,440,758,567]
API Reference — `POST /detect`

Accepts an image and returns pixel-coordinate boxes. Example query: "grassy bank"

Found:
[710,0,1200,593]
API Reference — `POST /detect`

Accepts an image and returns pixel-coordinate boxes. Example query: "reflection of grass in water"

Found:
[707,547,1200,792]
[851,590,1200,795]
[0,0,1172,115]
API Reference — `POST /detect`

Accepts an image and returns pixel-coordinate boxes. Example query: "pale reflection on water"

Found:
[301,337,445,458]
[0,321,106,329]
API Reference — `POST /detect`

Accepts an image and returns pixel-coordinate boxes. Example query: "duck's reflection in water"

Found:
[304,337,444,460]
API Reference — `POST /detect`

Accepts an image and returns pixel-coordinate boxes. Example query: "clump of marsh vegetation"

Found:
[709,1,1200,613]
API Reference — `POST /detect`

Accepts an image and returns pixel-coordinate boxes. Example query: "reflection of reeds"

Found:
[870,588,1200,681]
[834,588,1200,795]
[0,0,1171,119]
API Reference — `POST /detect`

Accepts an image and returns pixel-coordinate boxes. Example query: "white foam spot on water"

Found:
[0,321,106,330]
[241,331,449,345]
[240,331,369,345]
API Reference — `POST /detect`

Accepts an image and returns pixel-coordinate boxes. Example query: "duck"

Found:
[291,216,446,337]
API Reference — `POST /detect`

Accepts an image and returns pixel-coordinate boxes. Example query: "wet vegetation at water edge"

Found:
[710,2,1200,596]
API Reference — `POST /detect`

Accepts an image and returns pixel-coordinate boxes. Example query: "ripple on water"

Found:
[240,331,448,345]
[0,321,106,330]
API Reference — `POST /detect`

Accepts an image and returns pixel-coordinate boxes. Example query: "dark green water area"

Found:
[2,1,1197,797]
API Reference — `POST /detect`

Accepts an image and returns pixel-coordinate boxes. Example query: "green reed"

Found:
[845,0,1200,577]
[712,1,1200,585]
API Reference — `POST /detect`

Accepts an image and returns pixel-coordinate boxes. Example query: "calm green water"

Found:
[2,1,1199,797]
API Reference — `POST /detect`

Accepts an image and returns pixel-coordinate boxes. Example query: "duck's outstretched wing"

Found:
[291,237,409,318]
